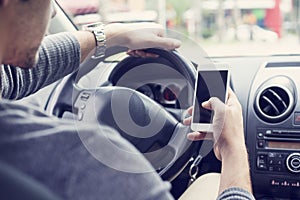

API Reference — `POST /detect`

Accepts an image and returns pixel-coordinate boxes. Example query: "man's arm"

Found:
[76,22,181,62]
[218,141,252,194]
[202,90,252,194]
[1,23,180,100]
[184,89,255,199]
[0,100,175,200]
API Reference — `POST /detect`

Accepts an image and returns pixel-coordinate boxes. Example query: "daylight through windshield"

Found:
[57,0,300,57]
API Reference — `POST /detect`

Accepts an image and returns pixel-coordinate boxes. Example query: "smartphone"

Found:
[191,68,230,132]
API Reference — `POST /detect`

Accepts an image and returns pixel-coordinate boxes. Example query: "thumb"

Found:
[202,97,225,113]
[203,97,226,135]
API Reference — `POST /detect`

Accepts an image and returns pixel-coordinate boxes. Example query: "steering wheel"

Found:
[46,47,200,181]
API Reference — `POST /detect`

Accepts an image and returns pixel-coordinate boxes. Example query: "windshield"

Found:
[56,0,300,57]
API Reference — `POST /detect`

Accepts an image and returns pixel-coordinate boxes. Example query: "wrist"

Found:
[221,143,247,157]
[218,136,247,161]
[82,22,106,58]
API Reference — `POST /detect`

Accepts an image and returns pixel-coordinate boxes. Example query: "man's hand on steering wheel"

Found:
[104,22,182,57]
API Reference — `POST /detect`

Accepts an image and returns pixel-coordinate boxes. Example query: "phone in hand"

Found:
[191,68,230,132]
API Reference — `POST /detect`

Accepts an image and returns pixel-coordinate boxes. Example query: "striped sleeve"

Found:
[217,187,256,200]
[0,32,81,100]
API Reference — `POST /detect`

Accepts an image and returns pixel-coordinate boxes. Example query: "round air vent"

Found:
[254,76,296,123]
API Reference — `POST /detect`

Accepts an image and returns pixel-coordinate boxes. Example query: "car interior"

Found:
[3,1,300,200]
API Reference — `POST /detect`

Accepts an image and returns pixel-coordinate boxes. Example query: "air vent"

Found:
[254,77,296,123]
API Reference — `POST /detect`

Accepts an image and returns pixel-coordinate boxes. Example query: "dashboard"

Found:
[21,53,300,200]
[136,83,184,108]
[215,55,300,200]
[75,54,300,199]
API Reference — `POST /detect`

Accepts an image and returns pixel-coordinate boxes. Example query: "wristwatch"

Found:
[82,22,106,59]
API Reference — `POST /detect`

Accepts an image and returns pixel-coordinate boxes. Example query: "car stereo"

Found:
[252,128,300,199]
[255,128,300,174]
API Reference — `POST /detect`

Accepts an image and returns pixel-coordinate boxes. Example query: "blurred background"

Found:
[56,0,300,56]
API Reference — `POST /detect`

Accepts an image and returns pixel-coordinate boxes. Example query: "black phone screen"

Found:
[193,70,228,124]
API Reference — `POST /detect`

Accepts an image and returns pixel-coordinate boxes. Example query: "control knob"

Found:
[286,153,300,173]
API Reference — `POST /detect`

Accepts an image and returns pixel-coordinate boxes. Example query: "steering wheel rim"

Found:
[46,47,200,181]
[109,48,196,87]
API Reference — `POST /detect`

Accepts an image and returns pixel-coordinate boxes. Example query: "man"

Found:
[0,0,255,199]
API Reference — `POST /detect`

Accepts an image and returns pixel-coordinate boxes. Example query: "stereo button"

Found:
[286,153,300,173]
[276,160,283,165]
[269,166,274,171]
[258,140,265,148]
[269,158,275,165]
[259,154,267,159]
[257,154,268,170]
[269,152,276,158]
[275,166,283,172]
[258,164,267,170]
[291,158,300,168]
[266,130,272,135]
[257,132,264,138]
[277,154,284,159]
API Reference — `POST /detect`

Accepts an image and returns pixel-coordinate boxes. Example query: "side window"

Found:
[56,0,100,29]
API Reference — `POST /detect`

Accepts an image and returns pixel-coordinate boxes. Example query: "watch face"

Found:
[83,22,104,31]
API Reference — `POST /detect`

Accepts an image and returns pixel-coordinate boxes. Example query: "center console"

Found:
[246,59,300,199]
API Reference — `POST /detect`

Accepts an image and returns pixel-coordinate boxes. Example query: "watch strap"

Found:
[83,22,106,59]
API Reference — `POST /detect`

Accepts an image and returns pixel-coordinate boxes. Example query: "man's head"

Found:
[0,0,53,69]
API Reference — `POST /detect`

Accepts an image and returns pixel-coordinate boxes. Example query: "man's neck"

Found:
[0,49,3,66]
[0,15,8,66]
[0,50,2,66]
[0,28,4,65]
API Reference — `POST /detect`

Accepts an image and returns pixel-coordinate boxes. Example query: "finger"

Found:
[135,50,147,58]
[127,50,159,58]
[145,52,159,58]
[136,50,159,58]
[227,87,239,105]
[149,37,181,50]
[127,50,139,57]
[187,132,213,141]
[187,106,193,116]
[201,100,211,110]
[183,116,192,125]
[228,87,234,97]
[126,50,134,56]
